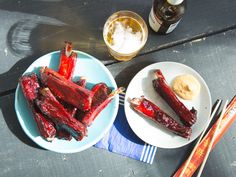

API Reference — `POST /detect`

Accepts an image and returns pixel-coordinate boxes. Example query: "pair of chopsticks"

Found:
[179,99,228,177]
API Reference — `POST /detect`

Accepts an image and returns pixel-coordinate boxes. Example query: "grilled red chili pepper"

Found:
[56,124,72,141]
[130,96,192,139]
[19,74,56,141]
[40,67,94,112]
[81,87,123,126]
[19,73,39,103]
[63,76,87,117]
[58,41,77,80]
[36,88,87,141]
[75,76,87,88]
[91,83,112,106]
[32,110,56,141]
[77,82,111,123]
[61,77,87,118]
[153,69,197,127]
[59,101,77,118]
[55,76,87,140]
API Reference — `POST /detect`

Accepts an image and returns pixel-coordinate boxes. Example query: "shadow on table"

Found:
[0,14,111,94]
[6,19,109,61]
[0,0,117,62]
[0,93,44,150]
[114,60,155,88]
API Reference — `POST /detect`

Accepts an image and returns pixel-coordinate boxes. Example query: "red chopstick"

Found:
[179,99,222,177]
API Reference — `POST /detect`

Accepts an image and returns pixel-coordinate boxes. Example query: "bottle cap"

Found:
[167,0,184,5]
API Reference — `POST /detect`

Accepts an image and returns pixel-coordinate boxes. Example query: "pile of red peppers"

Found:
[130,69,198,139]
[19,42,122,142]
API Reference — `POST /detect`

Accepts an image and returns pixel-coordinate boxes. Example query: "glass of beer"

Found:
[103,10,148,61]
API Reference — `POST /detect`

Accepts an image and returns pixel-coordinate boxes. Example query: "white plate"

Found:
[124,62,212,148]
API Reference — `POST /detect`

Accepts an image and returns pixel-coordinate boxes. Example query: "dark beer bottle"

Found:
[149,0,186,34]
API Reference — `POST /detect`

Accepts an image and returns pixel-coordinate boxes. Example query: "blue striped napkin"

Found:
[94,93,157,164]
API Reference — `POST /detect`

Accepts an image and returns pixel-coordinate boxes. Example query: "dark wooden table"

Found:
[0,0,236,177]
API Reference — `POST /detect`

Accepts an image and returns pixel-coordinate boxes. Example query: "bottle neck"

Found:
[167,0,184,5]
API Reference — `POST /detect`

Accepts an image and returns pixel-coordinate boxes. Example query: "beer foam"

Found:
[111,21,142,54]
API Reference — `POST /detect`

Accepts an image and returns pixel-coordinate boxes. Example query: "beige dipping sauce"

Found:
[172,74,200,100]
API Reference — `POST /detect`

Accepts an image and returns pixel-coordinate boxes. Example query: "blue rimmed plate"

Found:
[15,51,119,153]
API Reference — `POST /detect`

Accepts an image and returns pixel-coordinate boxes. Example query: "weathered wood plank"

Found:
[0,0,236,74]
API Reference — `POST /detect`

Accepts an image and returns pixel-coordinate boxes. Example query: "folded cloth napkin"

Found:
[94,95,157,164]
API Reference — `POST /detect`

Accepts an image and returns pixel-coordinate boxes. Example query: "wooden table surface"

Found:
[0,0,236,177]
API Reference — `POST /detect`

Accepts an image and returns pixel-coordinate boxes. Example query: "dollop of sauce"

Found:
[172,74,200,100]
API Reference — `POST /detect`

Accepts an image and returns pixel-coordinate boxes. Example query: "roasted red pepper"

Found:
[32,110,56,141]
[19,73,40,103]
[36,88,87,141]
[64,76,87,117]
[57,44,78,139]
[58,41,77,80]
[56,124,72,141]
[81,87,123,126]
[40,67,94,112]
[76,83,111,123]
[19,74,56,141]
[75,76,87,88]
[153,69,197,127]
[91,83,112,106]
[60,77,87,118]
[130,96,192,139]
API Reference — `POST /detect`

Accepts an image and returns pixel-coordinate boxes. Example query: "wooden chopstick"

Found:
[179,99,222,177]
[196,100,228,177]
